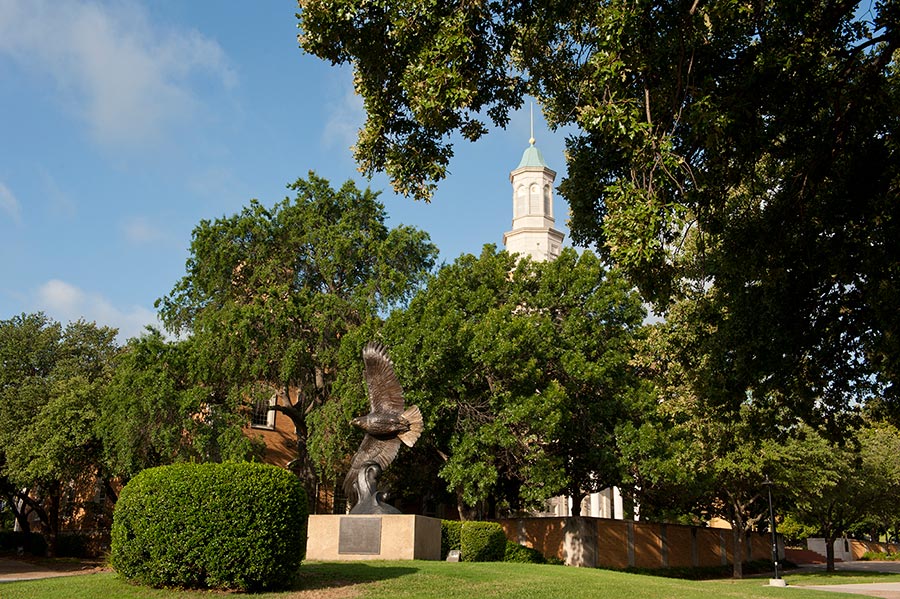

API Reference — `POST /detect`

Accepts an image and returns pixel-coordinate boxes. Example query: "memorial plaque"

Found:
[339,517,382,555]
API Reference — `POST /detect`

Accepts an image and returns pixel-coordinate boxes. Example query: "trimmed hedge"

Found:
[441,520,462,559]
[459,521,506,562]
[504,540,547,564]
[110,462,307,592]
[442,520,548,563]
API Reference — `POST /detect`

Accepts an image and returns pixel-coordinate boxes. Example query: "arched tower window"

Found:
[516,185,527,218]
[543,185,552,216]
[529,183,540,214]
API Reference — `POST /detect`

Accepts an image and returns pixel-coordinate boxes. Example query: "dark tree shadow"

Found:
[291,562,419,593]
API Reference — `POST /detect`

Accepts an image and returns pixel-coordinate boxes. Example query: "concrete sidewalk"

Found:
[788,561,900,598]
[800,582,900,598]
[0,557,107,582]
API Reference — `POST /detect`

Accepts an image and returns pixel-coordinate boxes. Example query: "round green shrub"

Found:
[441,520,462,559]
[110,462,307,591]
[460,521,506,562]
[504,540,547,564]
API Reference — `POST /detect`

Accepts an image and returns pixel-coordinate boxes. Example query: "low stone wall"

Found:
[808,537,900,561]
[497,517,781,568]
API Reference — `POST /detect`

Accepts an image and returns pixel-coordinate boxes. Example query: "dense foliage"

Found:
[377,246,647,517]
[0,313,118,555]
[298,0,900,433]
[99,330,260,480]
[110,462,307,591]
[156,172,437,499]
[777,422,900,570]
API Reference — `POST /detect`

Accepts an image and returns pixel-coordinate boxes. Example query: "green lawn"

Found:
[2,561,895,599]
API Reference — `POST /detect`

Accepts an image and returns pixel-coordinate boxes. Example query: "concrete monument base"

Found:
[306,514,441,561]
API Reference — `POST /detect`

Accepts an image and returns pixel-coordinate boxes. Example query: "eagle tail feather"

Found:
[399,405,423,447]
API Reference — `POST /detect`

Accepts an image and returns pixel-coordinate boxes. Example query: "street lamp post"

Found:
[764,476,783,585]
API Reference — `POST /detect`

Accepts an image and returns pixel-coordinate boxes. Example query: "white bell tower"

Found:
[503,114,565,262]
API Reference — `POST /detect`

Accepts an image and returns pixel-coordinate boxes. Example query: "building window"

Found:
[529,183,540,214]
[543,185,552,215]
[516,185,527,217]
[251,395,276,429]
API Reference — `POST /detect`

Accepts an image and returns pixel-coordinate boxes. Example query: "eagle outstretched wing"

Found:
[363,342,404,414]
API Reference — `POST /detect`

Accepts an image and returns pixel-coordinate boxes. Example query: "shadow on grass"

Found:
[619,560,790,581]
[786,570,900,580]
[293,562,419,593]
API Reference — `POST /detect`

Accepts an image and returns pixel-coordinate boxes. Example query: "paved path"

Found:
[800,582,900,598]
[0,557,106,582]
[789,561,900,599]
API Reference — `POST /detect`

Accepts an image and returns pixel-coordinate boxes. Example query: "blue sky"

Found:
[0,0,572,342]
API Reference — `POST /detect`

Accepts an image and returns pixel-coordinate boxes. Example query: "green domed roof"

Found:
[517,141,548,169]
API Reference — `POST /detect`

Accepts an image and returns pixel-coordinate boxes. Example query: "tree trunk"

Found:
[570,492,585,518]
[825,534,837,572]
[46,485,61,558]
[5,492,30,533]
[456,489,476,521]
[732,524,745,579]
[273,403,318,512]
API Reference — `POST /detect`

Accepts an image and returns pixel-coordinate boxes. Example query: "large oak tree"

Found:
[0,313,118,555]
[298,0,900,426]
[156,173,437,500]
[358,247,648,518]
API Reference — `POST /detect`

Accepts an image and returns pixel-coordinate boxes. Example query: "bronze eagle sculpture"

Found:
[344,342,423,514]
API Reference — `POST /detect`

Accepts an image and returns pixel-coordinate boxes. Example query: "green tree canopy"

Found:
[298,0,900,424]
[99,329,260,482]
[343,247,648,518]
[156,172,437,497]
[779,421,900,571]
[0,313,118,554]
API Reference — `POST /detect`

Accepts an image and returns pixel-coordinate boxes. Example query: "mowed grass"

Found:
[1,561,892,599]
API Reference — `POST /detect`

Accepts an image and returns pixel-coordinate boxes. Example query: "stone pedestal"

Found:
[306,514,441,561]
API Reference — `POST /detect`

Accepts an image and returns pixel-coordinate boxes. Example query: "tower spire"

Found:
[529,102,535,146]
[504,103,564,262]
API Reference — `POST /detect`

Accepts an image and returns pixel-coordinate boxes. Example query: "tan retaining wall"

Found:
[497,517,783,569]
[809,537,900,561]
[849,539,900,558]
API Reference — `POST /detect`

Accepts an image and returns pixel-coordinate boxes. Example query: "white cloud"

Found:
[0,0,236,147]
[36,278,162,342]
[0,181,22,225]
[322,72,365,151]
[122,216,165,245]
[38,170,78,220]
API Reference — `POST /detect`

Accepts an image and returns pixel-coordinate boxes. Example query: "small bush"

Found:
[460,521,506,562]
[861,551,899,561]
[504,540,546,564]
[441,520,462,559]
[110,462,307,591]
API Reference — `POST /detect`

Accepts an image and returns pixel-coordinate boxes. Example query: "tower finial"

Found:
[529,102,535,146]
